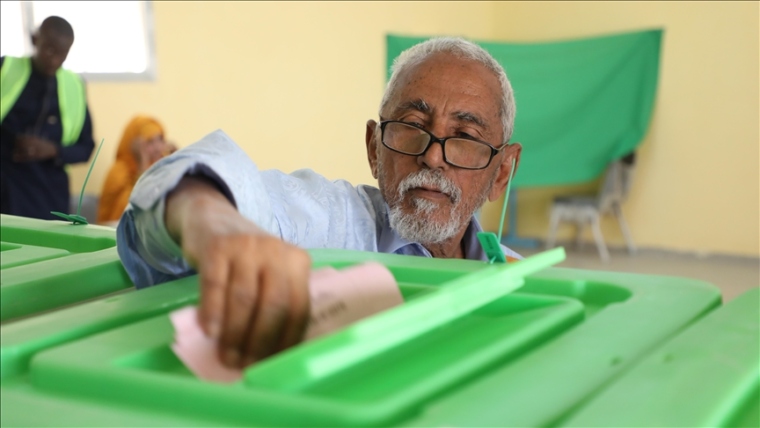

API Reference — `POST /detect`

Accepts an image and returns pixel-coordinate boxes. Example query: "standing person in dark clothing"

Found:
[0,16,95,220]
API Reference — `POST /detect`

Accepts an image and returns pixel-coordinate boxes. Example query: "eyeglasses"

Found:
[379,120,505,170]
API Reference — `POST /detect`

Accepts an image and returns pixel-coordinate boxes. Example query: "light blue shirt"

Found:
[117,130,521,289]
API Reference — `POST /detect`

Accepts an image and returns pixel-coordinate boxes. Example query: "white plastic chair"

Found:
[545,158,636,262]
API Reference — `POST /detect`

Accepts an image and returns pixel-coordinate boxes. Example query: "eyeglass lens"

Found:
[383,122,493,169]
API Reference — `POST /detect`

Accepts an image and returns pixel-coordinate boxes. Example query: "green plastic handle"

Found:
[305,247,566,378]
[478,231,507,263]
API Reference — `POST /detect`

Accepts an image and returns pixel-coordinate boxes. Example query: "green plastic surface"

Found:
[1,243,730,427]
[562,287,760,428]
[0,242,69,269]
[401,269,726,427]
[0,215,134,322]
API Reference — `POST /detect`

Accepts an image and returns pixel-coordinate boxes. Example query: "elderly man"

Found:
[118,37,522,369]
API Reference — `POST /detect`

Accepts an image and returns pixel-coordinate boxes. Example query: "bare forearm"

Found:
[165,175,238,248]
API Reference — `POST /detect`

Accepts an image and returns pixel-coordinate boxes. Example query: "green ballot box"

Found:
[559,287,759,428]
[1,216,757,427]
[0,215,134,323]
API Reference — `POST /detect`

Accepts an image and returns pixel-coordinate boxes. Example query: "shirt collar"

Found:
[377,206,491,261]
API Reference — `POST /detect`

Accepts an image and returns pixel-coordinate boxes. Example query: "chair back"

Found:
[597,161,634,212]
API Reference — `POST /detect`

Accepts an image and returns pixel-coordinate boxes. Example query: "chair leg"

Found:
[546,209,561,249]
[591,215,610,262]
[613,203,637,254]
[576,222,587,250]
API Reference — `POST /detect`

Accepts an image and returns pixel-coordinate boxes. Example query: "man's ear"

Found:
[488,142,523,202]
[31,33,37,48]
[366,120,379,179]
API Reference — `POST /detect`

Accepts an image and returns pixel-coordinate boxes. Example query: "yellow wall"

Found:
[481,1,760,257]
[71,1,759,257]
[72,1,496,198]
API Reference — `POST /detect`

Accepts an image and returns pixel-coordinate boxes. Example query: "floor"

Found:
[515,243,760,303]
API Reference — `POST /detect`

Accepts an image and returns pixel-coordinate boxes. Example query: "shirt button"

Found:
[48,115,58,125]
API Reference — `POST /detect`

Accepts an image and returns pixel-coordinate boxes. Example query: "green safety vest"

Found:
[0,56,86,147]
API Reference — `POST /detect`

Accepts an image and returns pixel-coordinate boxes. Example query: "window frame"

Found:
[16,0,157,82]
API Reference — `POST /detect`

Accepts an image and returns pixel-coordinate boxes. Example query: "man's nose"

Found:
[417,140,448,170]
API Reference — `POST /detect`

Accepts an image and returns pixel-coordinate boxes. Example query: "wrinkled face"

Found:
[366,53,516,245]
[31,29,73,77]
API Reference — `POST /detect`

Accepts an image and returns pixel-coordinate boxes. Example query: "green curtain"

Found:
[386,29,662,187]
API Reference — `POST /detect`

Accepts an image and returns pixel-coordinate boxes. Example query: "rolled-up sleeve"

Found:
[116,130,281,288]
[116,129,377,289]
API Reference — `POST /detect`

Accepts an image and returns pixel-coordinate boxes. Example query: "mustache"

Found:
[397,169,462,204]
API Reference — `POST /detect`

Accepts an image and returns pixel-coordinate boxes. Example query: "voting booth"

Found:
[1,215,758,427]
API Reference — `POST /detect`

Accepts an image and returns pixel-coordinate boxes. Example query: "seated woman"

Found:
[97,115,176,226]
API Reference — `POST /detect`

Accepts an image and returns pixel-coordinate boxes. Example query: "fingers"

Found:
[274,253,311,353]
[13,139,36,162]
[12,138,55,162]
[241,266,290,365]
[219,254,261,368]
[218,244,312,369]
[196,250,229,340]
[12,149,38,162]
[182,206,312,370]
[235,241,311,367]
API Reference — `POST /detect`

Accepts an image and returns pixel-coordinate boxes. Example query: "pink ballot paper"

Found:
[170,262,403,383]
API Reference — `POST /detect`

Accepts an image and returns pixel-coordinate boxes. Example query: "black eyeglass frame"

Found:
[378,120,507,170]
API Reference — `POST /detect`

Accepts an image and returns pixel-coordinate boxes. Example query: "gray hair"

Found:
[380,37,516,144]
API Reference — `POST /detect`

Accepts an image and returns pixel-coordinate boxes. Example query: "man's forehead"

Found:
[392,98,490,130]
[39,28,73,46]
[387,55,501,127]
[396,98,432,114]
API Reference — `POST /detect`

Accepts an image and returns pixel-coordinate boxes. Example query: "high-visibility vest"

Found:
[0,56,86,146]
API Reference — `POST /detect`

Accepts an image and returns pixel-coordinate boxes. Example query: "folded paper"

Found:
[170,261,403,383]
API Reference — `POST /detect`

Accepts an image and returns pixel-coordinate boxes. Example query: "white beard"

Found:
[388,198,463,244]
[380,164,465,245]
[375,137,500,247]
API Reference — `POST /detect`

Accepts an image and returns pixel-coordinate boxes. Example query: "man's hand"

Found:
[13,135,59,162]
[165,176,312,369]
